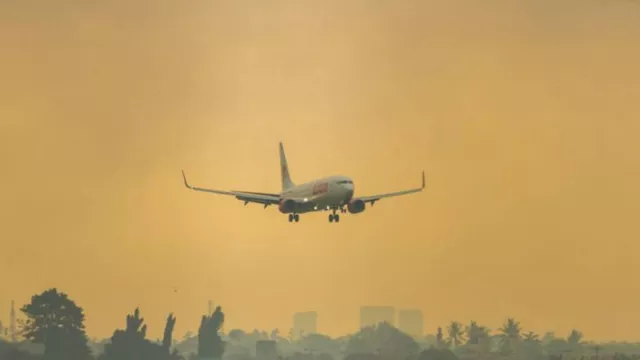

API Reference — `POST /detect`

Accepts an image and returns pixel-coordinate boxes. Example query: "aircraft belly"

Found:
[289,183,347,213]
[311,191,344,209]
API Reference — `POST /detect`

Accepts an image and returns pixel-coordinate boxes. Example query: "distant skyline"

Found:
[2,0,639,342]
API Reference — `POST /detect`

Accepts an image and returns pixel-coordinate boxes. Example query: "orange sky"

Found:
[1,0,639,342]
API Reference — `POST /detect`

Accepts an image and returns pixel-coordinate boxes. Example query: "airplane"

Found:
[181,142,425,223]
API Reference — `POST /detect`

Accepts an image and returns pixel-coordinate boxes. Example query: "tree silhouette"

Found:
[567,329,585,347]
[498,318,522,355]
[100,308,182,360]
[499,318,521,340]
[463,320,491,354]
[546,338,571,356]
[163,313,177,351]
[447,321,465,348]
[465,321,480,345]
[523,332,539,342]
[345,322,419,360]
[198,305,225,359]
[228,329,245,343]
[522,331,544,360]
[436,327,446,349]
[128,308,147,338]
[20,288,92,360]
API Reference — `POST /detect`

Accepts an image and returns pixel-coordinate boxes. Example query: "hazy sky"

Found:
[1,0,639,342]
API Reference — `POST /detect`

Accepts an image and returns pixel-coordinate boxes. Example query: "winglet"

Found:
[421,171,426,189]
[182,170,192,189]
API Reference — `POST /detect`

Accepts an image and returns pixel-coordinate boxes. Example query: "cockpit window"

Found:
[337,180,353,184]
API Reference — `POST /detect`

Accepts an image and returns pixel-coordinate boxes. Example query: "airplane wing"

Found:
[182,170,281,206]
[357,171,426,206]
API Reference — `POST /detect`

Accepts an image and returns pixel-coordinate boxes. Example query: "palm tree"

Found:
[499,318,522,340]
[523,332,540,343]
[523,331,543,356]
[447,321,465,348]
[466,321,490,345]
[498,318,522,355]
[466,321,480,345]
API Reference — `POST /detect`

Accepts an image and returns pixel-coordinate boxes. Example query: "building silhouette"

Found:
[293,311,317,337]
[359,306,396,328]
[397,309,424,339]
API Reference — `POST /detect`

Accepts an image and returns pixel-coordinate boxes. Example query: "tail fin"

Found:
[279,142,295,191]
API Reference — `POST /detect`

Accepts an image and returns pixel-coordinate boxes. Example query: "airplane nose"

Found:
[345,186,354,200]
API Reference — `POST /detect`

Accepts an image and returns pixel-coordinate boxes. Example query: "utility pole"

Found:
[10,300,16,343]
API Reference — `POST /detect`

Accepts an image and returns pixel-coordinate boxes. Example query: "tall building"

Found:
[397,309,424,339]
[293,311,317,337]
[359,306,396,328]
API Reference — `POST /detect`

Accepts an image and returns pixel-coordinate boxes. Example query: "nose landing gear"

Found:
[329,209,340,223]
[288,213,300,223]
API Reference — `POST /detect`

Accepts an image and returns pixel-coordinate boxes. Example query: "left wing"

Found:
[357,171,426,206]
[182,170,281,206]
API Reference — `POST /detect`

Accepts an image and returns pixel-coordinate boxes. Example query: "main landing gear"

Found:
[329,210,340,223]
[288,213,300,223]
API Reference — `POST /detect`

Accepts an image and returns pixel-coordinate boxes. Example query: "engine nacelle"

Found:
[347,199,366,214]
[278,199,296,214]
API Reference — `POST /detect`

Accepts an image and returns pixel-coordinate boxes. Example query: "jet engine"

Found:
[347,199,366,214]
[278,199,296,214]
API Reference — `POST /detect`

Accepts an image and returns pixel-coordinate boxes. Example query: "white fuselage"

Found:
[279,175,354,214]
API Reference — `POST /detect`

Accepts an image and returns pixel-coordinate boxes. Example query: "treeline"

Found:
[3,288,640,360]
[0,288,224,360]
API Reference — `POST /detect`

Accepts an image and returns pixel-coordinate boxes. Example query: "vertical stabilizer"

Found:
[279,142,295,191]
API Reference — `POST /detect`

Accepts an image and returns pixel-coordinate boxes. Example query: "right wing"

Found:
[182,170,281,206]
[357,171,426,206]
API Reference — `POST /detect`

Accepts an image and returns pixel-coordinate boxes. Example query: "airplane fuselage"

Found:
[182,141,424,223]
[278,175,355,214]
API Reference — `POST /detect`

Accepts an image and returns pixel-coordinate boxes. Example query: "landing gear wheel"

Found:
[335,214,340,222]
[294,214,300,222]
[329,214,334,223]
[288,214,294,222]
